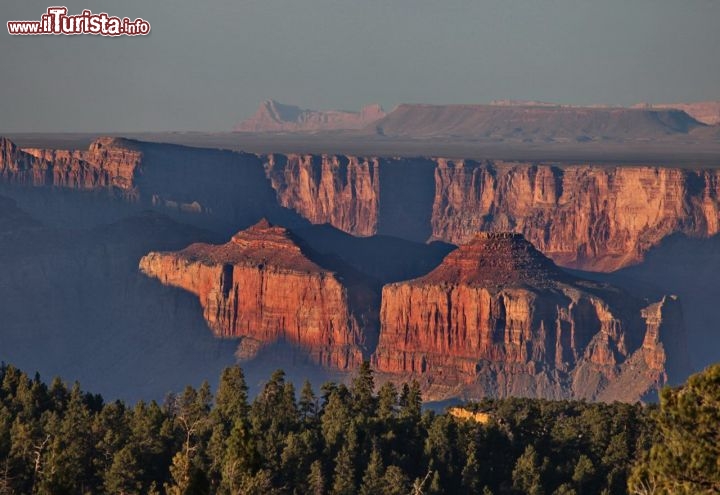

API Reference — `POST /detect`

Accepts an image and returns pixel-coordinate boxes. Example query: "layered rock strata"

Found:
[430,160,720,270]
[139,219,372,368]
[2,136,720,271]
[373,232,686,401]
[0,137,142,193]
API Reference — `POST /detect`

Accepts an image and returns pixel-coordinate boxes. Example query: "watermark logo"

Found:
[7,7,151,36]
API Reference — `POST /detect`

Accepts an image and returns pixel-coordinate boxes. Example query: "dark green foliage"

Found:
[0,362,681,495]
[628,364,720,495]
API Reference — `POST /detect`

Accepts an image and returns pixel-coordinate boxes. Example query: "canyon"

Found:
[3,136,718,272]
[139,228,686,402]
[0,133,716,401]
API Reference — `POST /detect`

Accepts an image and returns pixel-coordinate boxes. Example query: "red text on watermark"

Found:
[7,7,151,36]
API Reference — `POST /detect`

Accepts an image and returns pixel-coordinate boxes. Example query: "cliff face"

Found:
[1,137,142,193]
[261,154,720,271]
[139,219,371,369]
[234,100,386,132]
[431,161,720,271]
[264,154,380,236]
[3,136,720,273]
[374,233,686,402]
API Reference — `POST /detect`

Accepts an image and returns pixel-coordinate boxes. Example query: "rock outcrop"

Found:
[431,160,720,271]
[139,219,374,368]
[264,154,380,236]
[3,136,720,272]
[0,137,142,193]
[261,153,720,271]
[234,100,386,132]
[373,232,686,402]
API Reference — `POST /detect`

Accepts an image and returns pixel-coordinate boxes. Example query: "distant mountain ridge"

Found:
[632,101,720,125]
[234,99,386,132]
[366,103,703,141]
[491,99,720,126]
[235,99,719,140]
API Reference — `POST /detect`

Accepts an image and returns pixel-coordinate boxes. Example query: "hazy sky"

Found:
[1,0,719,132]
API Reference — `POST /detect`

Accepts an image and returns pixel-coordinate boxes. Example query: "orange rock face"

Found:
[431,160,720,271]
[259,153,720,271]
[0,137,142,193]
[139,219,372,369]
[264,154,380,236]
[3,136,719,272]
[373,233,686,401]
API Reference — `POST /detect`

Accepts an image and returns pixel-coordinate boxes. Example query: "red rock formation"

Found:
[139,219,371,368]
[234,100,386,132]
[0,137,142,193]
[3,135,720,272]
[374,232,686,402]
[264,154,380,236]
[431,160,720,271]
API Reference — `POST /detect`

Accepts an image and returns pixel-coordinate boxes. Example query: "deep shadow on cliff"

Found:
[0,197,338,401]
[577,233,720,375]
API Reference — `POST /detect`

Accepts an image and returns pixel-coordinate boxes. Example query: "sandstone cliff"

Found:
[373,232,686,402]
[0,137,142,193]
[261,153,720,271]
[431,160,720,271]
[264,154,380,236]
[234,100,386,132]
[139,219,375,369]
[3,136,720,272]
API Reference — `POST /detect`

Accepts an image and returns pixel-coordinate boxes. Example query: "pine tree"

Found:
[399,380,422,421]
[512,445,544,495]
[331,445,356,495]
[382,465,410,495]
[104,445,143,495]
[461,442,481,494]
[299,380,318,422]
[307,459,326,495]
[321,390,351,452]
[572,454,595,494]
[166,384,212,495]
[359,446,385,495]
[214,365,249,423]
[377,382,398,421]
[351,361,376,418]
[629,364,720,495]
[331,425,358,495]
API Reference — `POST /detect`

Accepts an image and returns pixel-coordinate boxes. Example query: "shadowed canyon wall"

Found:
[2,136,718,272]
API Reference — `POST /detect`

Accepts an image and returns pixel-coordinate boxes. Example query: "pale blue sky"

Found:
[1,0,719,132]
